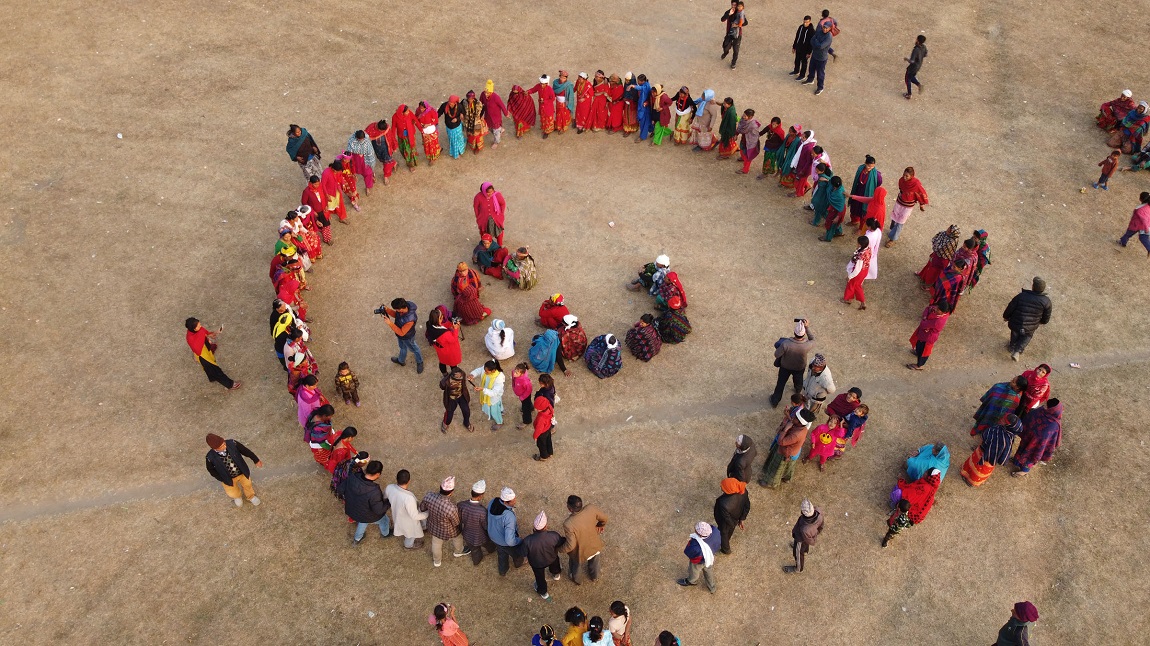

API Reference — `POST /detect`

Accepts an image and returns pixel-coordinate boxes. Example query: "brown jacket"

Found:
[561,504,609,562]
[775,416,810,459]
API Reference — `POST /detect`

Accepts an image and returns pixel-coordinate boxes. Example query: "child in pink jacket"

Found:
[512,362,534,430]
[804,416,844,471]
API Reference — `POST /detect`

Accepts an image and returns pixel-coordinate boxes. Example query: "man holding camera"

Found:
[381,297,424,374]
[770,319,816,408]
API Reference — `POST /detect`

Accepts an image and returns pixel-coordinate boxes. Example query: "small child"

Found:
[804,416,843,471]
[512,362,533,430]
[532,623,557,646]
[843,404,869,449]
[334,361,360,407]
[1094,150,1121,190]
[882,499,913,548]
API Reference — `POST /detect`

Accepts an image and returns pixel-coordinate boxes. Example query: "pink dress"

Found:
[428,617,469,646]
[807,424,844,464]
[297,386,324,428]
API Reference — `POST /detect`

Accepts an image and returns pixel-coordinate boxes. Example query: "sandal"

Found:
[905,363,924,371]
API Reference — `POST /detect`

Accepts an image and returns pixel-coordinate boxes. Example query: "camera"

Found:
[374,304,389,317]
[451,316,462,325]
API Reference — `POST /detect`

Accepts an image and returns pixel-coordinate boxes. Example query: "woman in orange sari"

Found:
[574,72,593,133]
[622,73,639,136]
[415,101,442,164]
[591,71,609,131]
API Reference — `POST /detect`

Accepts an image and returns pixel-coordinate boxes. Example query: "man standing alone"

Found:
[720,1,748,70]
[802,22,833,95]
[204,433,262,507]
[904,35,928,98]
[790,16,815,79]
[561,495,609,584]
[1002,277,1053,361]
[383,297,424,374]
[770,319,816,408]
[784,498,824,573]
[677,522,720,593]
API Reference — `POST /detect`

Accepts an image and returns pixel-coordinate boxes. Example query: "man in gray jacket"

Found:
[770,319,816,408]
[802,21,833,95]
[801,353,836,415]
[487,487,525,575]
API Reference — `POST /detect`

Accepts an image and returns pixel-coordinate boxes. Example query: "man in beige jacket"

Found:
[560,495,609,584]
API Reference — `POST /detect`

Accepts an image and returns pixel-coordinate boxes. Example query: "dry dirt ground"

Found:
[3,0,1150,644]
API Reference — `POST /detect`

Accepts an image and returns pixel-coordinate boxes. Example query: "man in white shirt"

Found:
[385,469,428,549]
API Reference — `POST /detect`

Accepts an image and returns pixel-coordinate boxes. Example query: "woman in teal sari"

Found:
[819,176,847,241]
[777,125,804,188]
[808,163,834,226]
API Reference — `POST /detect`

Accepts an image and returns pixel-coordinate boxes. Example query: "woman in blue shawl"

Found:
[906,443,951,481]
[286,124,322,181]
[808,163,835,226]
[529,329,561,373]
[584,333,622,379]
[552,71,575,133]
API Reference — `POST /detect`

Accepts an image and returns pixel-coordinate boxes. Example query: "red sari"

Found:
[507,85,536,137]
[364,120,398,179]
[574,78,593,130]
[298,208,323,261]
[319,166,346,223]
[451,268,491,324]
[608,82,625,131]
[591,80,609,130]
[528,83,557,133]
[415,102,442,161]
[391,104,420,168]
[299,185,327,255]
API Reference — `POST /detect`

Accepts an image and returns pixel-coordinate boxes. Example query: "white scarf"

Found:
[790,132,816,169]
[690,533,715,567]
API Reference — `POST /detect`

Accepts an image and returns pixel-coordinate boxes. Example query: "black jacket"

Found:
[1003,289,1052,331]
[340,472,390,523]
[205,439,259,484]
[793,23,815,51]
[726,441,757,483]
[521,529,566,568]
[714,491,751,528]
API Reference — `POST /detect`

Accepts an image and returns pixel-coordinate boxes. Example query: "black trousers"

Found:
[468,539,497,566]
[496,543,524,576]
[536,430,554,459]
[200,358,235,389]
[568,552,601,584]
[531,558,562,595]
[722,34,742,65]
[793,541,810,571]
[771,367,804,404]
[520,398,534,424]
[1008,327,1035,354]
[914,341,930,367]
[792,48,811,76]
[716,519,737,553]
[444,398,471,426]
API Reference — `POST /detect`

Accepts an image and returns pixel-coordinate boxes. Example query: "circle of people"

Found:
[180,51,1071,645]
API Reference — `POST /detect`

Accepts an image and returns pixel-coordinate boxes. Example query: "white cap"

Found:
[500,486,516,502]
[930,468,941,476]
[562,314,578,329]
[625,71,633,80]
[579,72,588,79]
[472,479,486,494]
[1123,89,1133,98]
[441,476,455,491]
[694,522,712,537]
[794,320,807,337]
[800,499,815,516]
[655,254,670,267]
[296,204,312,216]
[534,510,548,530]
[540,75,550,84]
[605,334,619,350]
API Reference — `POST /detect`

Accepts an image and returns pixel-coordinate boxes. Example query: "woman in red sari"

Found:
[415,101,442,164]
[391,104,420,171]
[1016,363,1051,416]
[364,119,399,184]
[591,71,609,131]
[275,257,309,322]
[507,85,536,138]
[473,182,506,245]
[574,72,593,133]
[323,427,359,474]
[527,75,557,137]
[294,205,323,262]
[607,74,625,132]
[320,160,347,223]
[335,154,360,211]
[451,262,491,325]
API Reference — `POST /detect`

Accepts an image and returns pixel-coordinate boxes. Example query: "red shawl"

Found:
[896,176,929,207]
[451,268,482,297]
[416,101,439,129]
[364,121,397,156]
[507,85,536,127]
[664,271,687,307]
[897,472,941,524]
[391,104,417,147]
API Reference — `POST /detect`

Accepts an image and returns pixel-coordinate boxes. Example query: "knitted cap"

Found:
[205,434,225,450]
[800,499,815,517]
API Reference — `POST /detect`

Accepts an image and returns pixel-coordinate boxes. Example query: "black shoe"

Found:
[390,357,405,367]
[720,52,728,60]
[720,548,732,555]
[881,536,890,548]
[783,566,799,574]
[802,80,815,85]
[768,396,780,408]
[677,578,696,587]
[416,362,424,374]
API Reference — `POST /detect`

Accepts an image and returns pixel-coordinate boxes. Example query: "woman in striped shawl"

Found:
[961,414,1022,487]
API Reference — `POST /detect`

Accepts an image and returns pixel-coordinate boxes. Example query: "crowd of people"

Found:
[177,14,1080,640]
[1094,90,1150,255]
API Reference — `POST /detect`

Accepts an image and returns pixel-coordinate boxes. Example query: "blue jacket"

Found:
[487,499,521,546]
[811,30,833,61]
[683,525,722,563]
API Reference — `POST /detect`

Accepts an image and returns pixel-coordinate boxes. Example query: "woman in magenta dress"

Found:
[472,182,506,245]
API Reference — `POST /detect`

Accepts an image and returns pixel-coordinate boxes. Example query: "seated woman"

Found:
[655,271,687,311]
[655,295,692,343]
[1097,89,1135,131]
[624,314,662,361]
[528,328,570,376]
[484,319,515,361]
[1115,101,1150,153]
[450,262,491,325]
[558,314,588,363]
[906,442,950,481]
[895,469,941,525]
[584,333,623,379]
[1012,399,1062,476]
[504,246,538,290]
[472,233,508,279]
[537,293,570,329]
[626,254,670,293]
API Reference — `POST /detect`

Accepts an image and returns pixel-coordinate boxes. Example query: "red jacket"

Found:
[538,301,570,330]
[533,395,554,439]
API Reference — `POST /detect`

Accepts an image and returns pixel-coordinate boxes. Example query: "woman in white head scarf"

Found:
[484,318,515,360]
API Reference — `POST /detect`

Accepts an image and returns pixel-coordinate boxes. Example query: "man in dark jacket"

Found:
[1002,277,1053,361]
[204,433,262,507]
[903,34,928,98]
[726,434,757,483]
[714,477,751,554]
[677,521,721,593]
[521,510,566,600]
[458,479,495,566]
[785,498,824,573]
[802,22,833,95]
[340,460,391,544]
[770,319,816,407]
[790,15,815,78]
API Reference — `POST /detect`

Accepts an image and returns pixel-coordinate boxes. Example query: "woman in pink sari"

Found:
[429,603,468,646]
[296,375,328,427]
[415,101,442,164]
[451,262,491,325]
[472,182,506,245]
